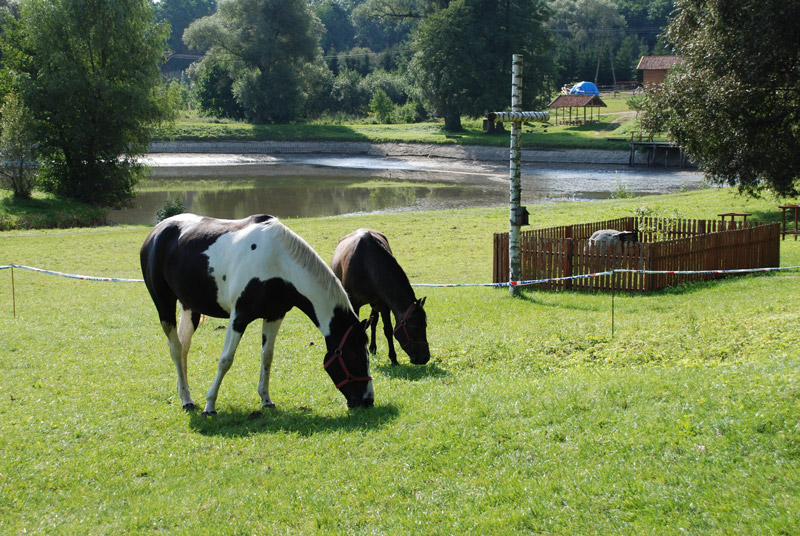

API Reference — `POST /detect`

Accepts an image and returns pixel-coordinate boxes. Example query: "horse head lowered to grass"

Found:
[140,214,373,414]
[331,229,430,366]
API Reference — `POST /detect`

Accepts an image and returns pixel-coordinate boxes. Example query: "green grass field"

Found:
[2,188,799,534]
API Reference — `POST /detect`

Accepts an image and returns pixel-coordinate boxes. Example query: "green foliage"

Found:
[8,0,176,208]
[184,0,323,123]
[369,88,395,123]
[332,68,371,115]
[633,202,686,240]
[360,68,409,105]
[656,0,800,197]
[154,197,185,223]
[190,61,245,120]
[412,0,555,131]
[636,84,669,140]
[299,59,336,119]
[393,100,428,124]
[548,0,672,85]
[0,90,37,199]
[153,0,216,56]
[610,176,634,199]
[314,0,355,54]
[626,92,644,114]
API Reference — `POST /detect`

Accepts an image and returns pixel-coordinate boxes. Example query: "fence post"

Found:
[11,265,16,318]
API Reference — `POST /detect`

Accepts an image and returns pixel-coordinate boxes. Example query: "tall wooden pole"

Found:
[509,54,523,295]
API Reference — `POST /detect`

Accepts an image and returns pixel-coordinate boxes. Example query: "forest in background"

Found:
[156,0,674,126]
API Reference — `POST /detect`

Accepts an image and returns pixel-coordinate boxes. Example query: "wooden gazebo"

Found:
[547,94,607,125]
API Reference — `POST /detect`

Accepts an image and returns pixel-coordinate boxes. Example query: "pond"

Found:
[107,153,705,225]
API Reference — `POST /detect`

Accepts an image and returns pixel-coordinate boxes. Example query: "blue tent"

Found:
[569,81,600,96]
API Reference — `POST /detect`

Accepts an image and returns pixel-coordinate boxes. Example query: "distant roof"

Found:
[569,81,599,95]
[548,95,607,108]
[637,55,682,71]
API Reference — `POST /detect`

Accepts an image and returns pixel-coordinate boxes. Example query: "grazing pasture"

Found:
[1,188,799,534]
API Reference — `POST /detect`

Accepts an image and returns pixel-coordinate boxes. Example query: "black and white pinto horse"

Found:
[140,214,373,414]
[331,229,430,366]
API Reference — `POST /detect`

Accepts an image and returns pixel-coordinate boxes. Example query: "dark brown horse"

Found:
[331,229,430,366]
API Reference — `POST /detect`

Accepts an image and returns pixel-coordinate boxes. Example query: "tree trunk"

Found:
[443,109,462,132]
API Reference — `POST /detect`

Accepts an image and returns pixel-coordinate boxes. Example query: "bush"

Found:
[332,69,370,115]
[369,89,395,123]
[0,92,38,199]
[156,198,185,223]
[392,101,428,124]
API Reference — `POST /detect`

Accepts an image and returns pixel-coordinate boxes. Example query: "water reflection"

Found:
[108,175,503,225]
[109,157,704,225]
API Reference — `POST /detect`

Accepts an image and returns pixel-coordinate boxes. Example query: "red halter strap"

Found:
[393,302,428,351]
[324,323,372,389]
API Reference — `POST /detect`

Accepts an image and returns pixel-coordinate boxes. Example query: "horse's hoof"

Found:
[390,359,399,366]
[201,410,217,417]
[262,401,276,409]
[183,403,197,411]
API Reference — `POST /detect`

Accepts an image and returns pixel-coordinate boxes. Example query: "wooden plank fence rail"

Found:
[493,217,781,292]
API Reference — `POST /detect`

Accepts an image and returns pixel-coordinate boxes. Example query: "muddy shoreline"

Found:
[149,140,631,166]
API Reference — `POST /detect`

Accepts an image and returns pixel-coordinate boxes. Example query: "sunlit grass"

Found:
[2,188,799,534]
[159,94,640,151]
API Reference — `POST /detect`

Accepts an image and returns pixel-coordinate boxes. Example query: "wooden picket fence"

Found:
[492,217,781,292]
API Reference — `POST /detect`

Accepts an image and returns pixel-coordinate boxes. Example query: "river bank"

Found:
[121,142,705,225]
[149,140,631,166]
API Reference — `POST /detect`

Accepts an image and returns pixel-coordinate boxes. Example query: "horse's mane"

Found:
[368,231,413,291]
[271,221,352,310]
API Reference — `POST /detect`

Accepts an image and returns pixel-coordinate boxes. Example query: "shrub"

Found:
[156,198,185,223]
[370,89,395,123]
[0,92,38,199]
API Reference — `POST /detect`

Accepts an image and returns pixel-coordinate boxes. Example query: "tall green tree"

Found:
[314,0,356,55]
[412,0,555,131]
[5,0,175,208]
[548,0,626,85]
[184,0,323,123]
[154,0,216,56]
[655,0,800,196]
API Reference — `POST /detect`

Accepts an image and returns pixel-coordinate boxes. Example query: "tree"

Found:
[655,0,800,196]
[412,0,555,131]
[0,90,37,199]
[184,0,324,123]
[6,0,175,208]
[190,60,245,120]
[154,0,216,56]
[548,0,626,85]
[370,88,395,123]
[314,0,356,55]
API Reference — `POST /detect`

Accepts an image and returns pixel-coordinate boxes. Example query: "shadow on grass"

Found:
[188,403,399,437]
[372,360,449,381]
[0,193,107,230]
